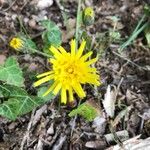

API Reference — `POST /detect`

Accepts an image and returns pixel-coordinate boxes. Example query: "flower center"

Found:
[67,68,74,74]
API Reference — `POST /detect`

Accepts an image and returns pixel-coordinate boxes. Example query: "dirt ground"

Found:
[0,0,150,150]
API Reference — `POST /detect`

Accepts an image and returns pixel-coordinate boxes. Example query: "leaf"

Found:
[41,20,62,47]
[109,30,121,40]
[69,100,101,122]
[0,85,51,120]
[112,106,132,127]
[144,25,150,47]
[144,4,150,16]
[81,31,92,50]
[38,87,54,101]
[103,85,117,118]
[0,57,24,87]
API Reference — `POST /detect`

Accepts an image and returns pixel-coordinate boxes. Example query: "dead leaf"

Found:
[103,85,117,117]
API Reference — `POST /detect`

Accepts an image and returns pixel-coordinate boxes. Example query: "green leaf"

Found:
[81,31,92,50]
[144,25,150,47]
[38,87,54,101]
[69,100,101,122]
[25,39,37,49]
[41,20,62,47]
[144,4,150,16]
[0,85,51,120]
[109,30,121,40]
[19,36,37,54]
[0,57,24,87]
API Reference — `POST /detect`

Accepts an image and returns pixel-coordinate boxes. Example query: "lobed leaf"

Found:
[0,57,24,87]
[0,85,54,120]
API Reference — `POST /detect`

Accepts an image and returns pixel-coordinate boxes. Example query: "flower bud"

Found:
[83,7,95,26]
[9,37,24,51]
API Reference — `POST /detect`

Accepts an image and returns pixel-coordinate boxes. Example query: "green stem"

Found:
[17,17,30,39]
[30,48,52,58]
[75,0,81,50]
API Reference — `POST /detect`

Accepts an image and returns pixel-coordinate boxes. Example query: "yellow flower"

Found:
[84,7,94,17]
[34,39,100,104]
[9,37,24,50]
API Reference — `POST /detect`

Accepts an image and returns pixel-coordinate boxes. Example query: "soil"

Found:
[0,0,150,150]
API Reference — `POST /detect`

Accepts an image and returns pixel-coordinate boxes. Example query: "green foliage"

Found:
[0,57,24,87]
[81,31,92,50]
[0,85,52,120]
[41,20,62,52]
[109,30,121,41]
[18,36,37,54]
[24,38,37,52]
[144,4,150,16]
[69,101,100,122]
[144,25,150,47]
[38,87,54,101]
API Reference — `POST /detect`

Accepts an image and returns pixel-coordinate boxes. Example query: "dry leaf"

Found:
[103,85,117,117]
[113,106,132,127]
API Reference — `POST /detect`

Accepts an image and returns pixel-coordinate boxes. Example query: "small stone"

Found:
[28,62,38,71]
[28,19,37,29]
[11,14,17,20]
[37,0,53,10]
[47,123,54,135]
[24,17,29,24]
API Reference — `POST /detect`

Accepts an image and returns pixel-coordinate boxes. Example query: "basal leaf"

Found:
[0,85,52,120]
[0,57,24,87]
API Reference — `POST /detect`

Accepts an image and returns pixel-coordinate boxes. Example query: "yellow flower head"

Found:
[9,37,24,50]
[34,39,100,104]
[84,7,94,17]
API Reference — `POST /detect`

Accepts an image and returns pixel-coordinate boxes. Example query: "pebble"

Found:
[28,19,37,29]
[47,123,54,135]
[37,0,53,10]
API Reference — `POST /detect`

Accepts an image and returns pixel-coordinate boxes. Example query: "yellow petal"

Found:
[50,46,62,58]
[33,75,54,87]
[68,86,74,102]
[87,68,97,72]
[85,57,97,65]
[86,77,100,85]
[76,40,86,59]
[70,39,76,57]
[61,88,67,104]
[36,71,54,78]
[72,82,85,98]
[80,51,93,61]
[43,81,58,96]
[53,83,62,95]
[58,46,67,54]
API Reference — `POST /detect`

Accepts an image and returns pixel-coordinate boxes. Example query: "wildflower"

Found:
[9,37,24,51]
[34,39,100,104]
[84,7,94,17]
[83,7,95,26]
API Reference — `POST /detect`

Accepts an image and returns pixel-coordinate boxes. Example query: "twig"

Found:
[54,0,69,12]
[20,109,35,150]
[3,0,17,11]
[112,51,148,71]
